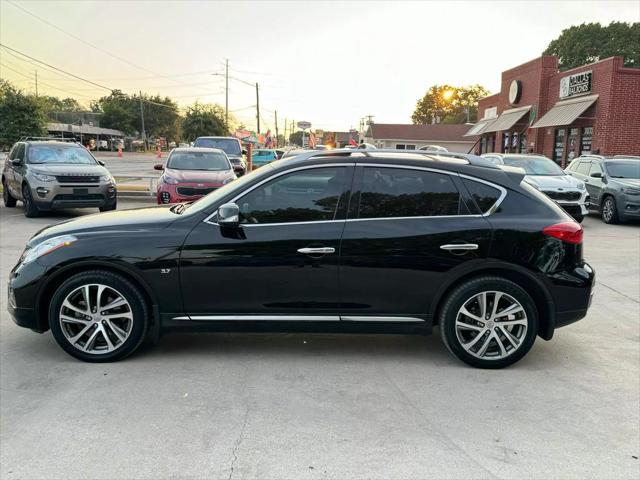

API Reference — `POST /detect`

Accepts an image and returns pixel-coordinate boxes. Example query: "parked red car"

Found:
[155,148,236,204]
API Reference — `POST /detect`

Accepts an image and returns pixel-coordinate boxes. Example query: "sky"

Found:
[1,0,638,132]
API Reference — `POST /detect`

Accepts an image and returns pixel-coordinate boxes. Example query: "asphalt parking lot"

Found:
[0,199,638,480]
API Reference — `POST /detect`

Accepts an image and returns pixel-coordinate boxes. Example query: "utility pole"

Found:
[283,117,288,144]
[255,82,260,134]
[34,70,38,97]
[274,110,279,147]
[139,91,147,151]
[225,59,229,128]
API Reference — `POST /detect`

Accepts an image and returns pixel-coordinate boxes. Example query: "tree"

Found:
[37,95,83,114]
[544,22,639,71]
[0,80,46,149]
[92,90,137,135]
[289,130,304,146]
[181,102,228,142]
[412,84,490,125]
[133,93,180,142]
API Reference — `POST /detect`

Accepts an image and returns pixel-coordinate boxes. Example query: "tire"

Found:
[439,276,538,369]
[573,214,584,223]
[3,179,17,207]
[22,184,40,218]
[601,196,619,224]
[48,270,149,362]
[99,199,117,212]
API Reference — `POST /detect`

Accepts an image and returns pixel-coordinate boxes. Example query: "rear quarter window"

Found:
[461,178,502,214]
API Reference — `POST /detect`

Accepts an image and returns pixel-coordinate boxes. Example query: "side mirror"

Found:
[98,160,106,166]
[11,158,22,166]
[154,164,164,171]
[590,172,603,178]
[217,202,240,226]
[242,149,247,155]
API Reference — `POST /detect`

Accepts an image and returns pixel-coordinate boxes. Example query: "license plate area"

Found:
[73,188,89,195]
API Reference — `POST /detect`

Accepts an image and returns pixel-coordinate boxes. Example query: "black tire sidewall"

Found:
[49,271,148,362]
[22,184,40,217]
[3,179,17,207]
[602,197,618,224]
[440,276,538,369]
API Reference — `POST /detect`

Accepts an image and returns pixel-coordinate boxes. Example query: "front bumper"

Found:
[542,189,589,218]
[620,196,640,219]
[30,180,117,210]
[7,260,48,332]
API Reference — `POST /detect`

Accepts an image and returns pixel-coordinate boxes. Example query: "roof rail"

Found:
[18,136,80,143]
[280,148,500,169]
[613,154,640,159]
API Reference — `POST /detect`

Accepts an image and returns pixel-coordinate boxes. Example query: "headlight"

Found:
[622,187,640,195]
[100,174,115,183]
[222,176,236,185]
[21,235,77,264]
[163,175,179,185]
[576,182,585,191]
[31,172,56,182]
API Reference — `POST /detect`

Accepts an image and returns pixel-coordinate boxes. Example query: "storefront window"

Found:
[553,128,565,165]
[581,127,593,154]
[480,137,487,154]
[519,132,527,153]
[567,128,579,164]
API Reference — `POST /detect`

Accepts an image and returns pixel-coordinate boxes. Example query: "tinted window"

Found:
[13,144,25,160]
[167,151,230,171]
[605,161,640,179]
[27,145,96,165]
[194,138,241,155]
[237,167,347,224]
[358,167,461,218]
[575,161,591,175]
[462,178,502,213]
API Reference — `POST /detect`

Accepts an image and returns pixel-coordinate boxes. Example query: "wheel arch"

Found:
[35,261,159,333]
[430,263,556,340]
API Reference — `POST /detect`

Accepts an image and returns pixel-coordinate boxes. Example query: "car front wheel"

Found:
[439,276,538,369]
[601,196,619,224]
[49,270,149,362]
[3,179,17,207]
[22,184,40,217]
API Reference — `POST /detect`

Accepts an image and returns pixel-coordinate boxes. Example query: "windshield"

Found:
[501,156,565,176]
[606,161,640,179]
[167,151,230,171]
[194,138,241,155]
[28,145,97,165]
[185,161,280,215]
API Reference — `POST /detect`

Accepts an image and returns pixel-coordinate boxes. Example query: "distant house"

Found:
[363,124,477,153]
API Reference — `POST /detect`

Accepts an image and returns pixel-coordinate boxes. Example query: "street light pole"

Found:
[255,82,260,134]
[225,59,229,128]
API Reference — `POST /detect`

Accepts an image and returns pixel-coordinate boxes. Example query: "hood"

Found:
[29,205,179,246]
[611,178,640,188]
[29,163,109,176]
[164,168,233,184]
[524,174,583,190]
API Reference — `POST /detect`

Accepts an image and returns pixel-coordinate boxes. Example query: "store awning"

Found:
[463,118,497,137]
[531,94,598,128]
[482,105,532,134]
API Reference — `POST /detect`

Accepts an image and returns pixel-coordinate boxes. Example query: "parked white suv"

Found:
[482,153,588,222]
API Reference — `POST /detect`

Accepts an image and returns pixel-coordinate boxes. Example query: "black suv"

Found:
[8,150,595,368]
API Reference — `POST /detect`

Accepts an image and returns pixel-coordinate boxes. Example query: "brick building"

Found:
[363,124,477,153]
[467,55,640,166]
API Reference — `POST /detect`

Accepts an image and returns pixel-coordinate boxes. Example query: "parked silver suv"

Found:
[2,139,117,217]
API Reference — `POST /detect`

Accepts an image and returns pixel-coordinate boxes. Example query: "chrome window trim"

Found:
[341,316,425,323]
[457,173,507,216]
[203,162,354,225]
[202,162,507,225]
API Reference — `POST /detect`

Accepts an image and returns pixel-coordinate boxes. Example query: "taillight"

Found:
[542,222,583,244]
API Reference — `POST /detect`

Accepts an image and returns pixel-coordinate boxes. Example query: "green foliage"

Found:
[412,84,490,125]
[544,22,640,71]
[181,102,228,142]
[0,79,46,149]
[36,95,83,114]
[289,130,304,146]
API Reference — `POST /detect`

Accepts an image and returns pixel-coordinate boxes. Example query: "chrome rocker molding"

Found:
[172,315,426,323]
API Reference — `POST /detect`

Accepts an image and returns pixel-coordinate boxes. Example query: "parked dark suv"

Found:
[2,139,117,217]
[566,155,640,223]
[8,150,595,368]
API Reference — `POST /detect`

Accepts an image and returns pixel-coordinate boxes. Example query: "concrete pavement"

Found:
[0,200,638,479]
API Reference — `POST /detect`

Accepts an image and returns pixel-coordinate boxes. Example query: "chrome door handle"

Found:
[297,247,335,255]
[440,243,479,251]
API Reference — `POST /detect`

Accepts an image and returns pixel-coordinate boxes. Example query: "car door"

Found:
[3,144,16,194]
[338,164,494,320]
[9,143,26,198]
[179,164,354,319]
[586,160,604,206]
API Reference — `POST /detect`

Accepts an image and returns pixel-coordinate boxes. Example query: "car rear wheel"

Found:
[3,179,17,207]
[601,196,619,224]
[439,276,538,369]
[22,184,40,217]
[49,270,149,362]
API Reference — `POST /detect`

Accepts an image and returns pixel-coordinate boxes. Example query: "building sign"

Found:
[559,71,592,99]
[509,80,522,104]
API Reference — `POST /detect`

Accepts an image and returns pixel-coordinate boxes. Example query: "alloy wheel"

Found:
[455,290,528,360]
[602,199,614,222]
[59,283,134,354]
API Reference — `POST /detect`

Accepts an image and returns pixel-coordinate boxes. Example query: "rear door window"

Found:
[357,167,462,218]
[461,178,502,214]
